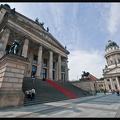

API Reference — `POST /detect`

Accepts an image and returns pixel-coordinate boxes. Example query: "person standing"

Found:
[104,89,107,95]
[116,89,119,96]
[25,90,29,98]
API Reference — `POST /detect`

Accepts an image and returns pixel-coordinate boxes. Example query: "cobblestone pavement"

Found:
[0,93,120,118]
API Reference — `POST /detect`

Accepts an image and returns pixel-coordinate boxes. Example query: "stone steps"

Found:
[22,77,92,106]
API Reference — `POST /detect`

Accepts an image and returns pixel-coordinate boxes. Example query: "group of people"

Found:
[25,89,36,101]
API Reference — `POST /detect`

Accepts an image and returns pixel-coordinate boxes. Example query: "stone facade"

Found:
[0,4,69,81]
[0,4,70,108]
[71,79,98,94]
[96,80,106,91]
[103,40,120,92]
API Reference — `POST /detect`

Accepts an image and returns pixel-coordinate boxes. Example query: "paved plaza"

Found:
[0,93,120,118]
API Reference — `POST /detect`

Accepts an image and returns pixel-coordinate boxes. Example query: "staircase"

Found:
[53,80,91,97]
[22,77,92,106]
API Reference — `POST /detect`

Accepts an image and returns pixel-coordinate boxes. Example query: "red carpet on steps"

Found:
[46,79,78,99]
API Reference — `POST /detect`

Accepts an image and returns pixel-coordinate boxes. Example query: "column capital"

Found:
[24,35,31,40]
[3,27,10,33]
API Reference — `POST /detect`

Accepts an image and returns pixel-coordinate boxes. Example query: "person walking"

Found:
[32,75,35,83]
[31,88,36,101]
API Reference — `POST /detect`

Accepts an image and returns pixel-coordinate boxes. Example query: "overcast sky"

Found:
[1,2,120,81]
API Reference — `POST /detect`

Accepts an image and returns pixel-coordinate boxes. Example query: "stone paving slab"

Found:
[0,93,120,118]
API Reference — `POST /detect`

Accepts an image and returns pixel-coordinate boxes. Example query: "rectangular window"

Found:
[43,59,47,67]
[107,79,110,82]
[33,55,38,64]
[5,44,11,54]
[99,84,103,87]
[115,85,118,89]
[53,62,55,69]
[32,65,37,75]
[108,85,111,90]
[52,71,55,80]
[61,66,65,72]
[113,79,116,81]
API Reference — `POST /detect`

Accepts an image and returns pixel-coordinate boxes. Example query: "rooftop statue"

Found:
[9,40,20,54]
[11,8,15,15]
[35,17,39,24]
[47,27,49,32]
[4,4,11,9]
[35,18,45,27]
[40,22,45,26]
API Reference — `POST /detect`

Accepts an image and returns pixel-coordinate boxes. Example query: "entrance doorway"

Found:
[31,65,37,77]
[61,73,65,81]
[43,68,47,79]
[52,71,55,80]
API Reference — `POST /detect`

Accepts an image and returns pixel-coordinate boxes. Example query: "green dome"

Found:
[106,40,119,49]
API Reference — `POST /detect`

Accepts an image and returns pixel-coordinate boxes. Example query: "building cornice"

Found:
[105,50,120,58]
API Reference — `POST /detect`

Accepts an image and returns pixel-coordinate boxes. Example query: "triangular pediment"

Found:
[7,10,68,53]
[105,67,120,75]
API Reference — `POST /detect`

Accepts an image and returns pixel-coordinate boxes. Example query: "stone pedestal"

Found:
[0,53,29,108]
[71,79,96,95]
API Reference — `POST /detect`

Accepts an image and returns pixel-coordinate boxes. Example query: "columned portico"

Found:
[36,45,43,79]
[22,38,29,58]
[58,54,61,81]
[48,50,53,80]
[0,28,10,58]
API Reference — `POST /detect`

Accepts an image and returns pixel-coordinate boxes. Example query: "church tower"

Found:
[103,39,120,92]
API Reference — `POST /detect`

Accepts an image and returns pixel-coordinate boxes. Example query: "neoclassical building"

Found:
[103,39,120,92]
[0,4,69,81]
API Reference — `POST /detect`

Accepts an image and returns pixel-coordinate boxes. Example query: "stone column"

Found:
[48,50,53,80]
[56,61,58,81]
[116,77,120,90]
[27,51,33,77]
[110,78,114,90]
[65,59,68,81]
[0,8,6,23]
[22,38,29,58]
[36,45,42,79]
[0,28,10,58]
[104,78,107,89]
[58,54,61,81]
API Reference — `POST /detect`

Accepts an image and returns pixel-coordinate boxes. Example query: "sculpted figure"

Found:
[81,71,89,78]
[9,40,20,54]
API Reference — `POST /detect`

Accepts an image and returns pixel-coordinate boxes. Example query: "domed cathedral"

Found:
[0,4,70,81]
[103,39,120,92]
